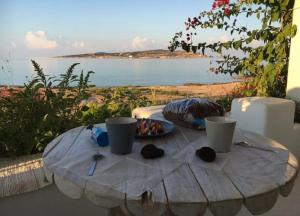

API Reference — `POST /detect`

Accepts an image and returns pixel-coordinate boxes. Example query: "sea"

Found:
[0,57,234,87]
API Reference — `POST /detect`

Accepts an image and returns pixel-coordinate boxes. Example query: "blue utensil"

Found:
[88,154,104,176]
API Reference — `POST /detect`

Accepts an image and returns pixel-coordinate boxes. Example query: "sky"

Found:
[0,0,258,58]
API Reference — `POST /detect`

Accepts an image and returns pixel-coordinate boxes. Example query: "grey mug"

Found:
[105,117,137,155]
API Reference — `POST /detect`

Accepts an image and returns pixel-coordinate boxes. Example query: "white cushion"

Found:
[231,97,296,147]
[132,105,165,120]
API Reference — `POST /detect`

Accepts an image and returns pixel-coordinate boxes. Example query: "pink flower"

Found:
[211,0,230,10]
[223,7,230,15]
[212,2,217,9]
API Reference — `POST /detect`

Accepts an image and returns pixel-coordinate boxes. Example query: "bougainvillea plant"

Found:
[169,0,297,97]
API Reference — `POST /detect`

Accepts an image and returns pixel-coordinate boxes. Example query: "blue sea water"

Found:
[0,57,234,87]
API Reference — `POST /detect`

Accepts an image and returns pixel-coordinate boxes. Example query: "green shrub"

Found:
[216,95,234,112]
[0,62,154,157]
[81,87,152,124]
[0,60,94,157]
[170,0,296,97]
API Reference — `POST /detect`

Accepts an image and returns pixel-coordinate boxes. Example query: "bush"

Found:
[0,62,153,157]
[0,60,94,157]
[170,0,296,97]
[81,87,152,124]
[215,82,256,112]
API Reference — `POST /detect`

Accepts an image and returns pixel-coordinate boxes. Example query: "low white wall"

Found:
[0,185,114,216]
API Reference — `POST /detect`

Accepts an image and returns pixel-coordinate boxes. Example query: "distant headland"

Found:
[54,49,207,59]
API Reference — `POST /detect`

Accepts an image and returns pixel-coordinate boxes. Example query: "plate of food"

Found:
[135,118,174,138]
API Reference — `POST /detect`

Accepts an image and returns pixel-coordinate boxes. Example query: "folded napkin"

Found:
[85,129,183,197]
[87,157,182,197]
[173,138,231,171]
[233,128,290,165]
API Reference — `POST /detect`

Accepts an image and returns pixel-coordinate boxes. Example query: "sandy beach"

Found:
[1,82,240,101]
[140,82,240,98]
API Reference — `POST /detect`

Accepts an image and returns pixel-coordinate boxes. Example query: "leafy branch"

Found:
[169,0,297,97]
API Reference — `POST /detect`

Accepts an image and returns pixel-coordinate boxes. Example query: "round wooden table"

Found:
[43,123,298,216]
